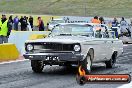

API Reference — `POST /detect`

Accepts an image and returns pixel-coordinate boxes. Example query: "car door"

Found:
[107,31,116,60]
[103,31,115,60]
[102,25,115,60]
[93,31,107,62]
[103,32,114,60]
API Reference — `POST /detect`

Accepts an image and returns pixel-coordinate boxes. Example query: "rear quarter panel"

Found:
[112,39,123,57]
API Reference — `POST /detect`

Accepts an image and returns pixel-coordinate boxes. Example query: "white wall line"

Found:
[0,59,29,65]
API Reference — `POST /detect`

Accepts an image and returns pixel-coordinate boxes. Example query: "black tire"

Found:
[123,42,128,44]
[31,60,44,73]
[65,64,72,68]
[105,53,117,68]
[81,54,92,74]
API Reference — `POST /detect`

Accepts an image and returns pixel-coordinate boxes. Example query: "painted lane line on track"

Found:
[117,82,132,88]
[0,59,29,65]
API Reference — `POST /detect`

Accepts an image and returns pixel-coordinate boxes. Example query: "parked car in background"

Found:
[23,23,123,74]
[47,18,65,30]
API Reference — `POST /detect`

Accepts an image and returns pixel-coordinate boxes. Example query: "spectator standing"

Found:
[23,16,28,31]
[20,16,27,31]
[37,17,44,31]
[13,16,19,31]
[99,17,105,24]
[19,16,24,31]
[7,16,13,37]
[29,16,33,31]
[120,17,129,33]
[91,16,101,24]
[0,14,9,44]
[111,18,119,38]
[9,15,13,24]
[112,18,119,27]
[26,17,32,31]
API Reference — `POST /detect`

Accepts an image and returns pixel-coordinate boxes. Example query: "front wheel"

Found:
[81,54,92,74]
[31,60,44,73]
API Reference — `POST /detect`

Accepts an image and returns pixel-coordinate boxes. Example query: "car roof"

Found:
[58,23,106,26]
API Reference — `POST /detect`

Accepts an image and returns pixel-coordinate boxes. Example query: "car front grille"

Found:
[29,42,75,52]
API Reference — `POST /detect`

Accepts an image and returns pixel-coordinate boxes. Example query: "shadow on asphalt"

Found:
[124,43,132,45]
[31,64,118,76]
[40,66,78,75]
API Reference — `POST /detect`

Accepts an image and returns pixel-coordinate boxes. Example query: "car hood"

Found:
[49,23,58,26]
[26,36,93,44]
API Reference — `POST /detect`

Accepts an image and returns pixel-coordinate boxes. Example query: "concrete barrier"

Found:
[0,43,19,62]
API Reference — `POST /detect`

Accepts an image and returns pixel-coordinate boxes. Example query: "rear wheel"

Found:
[81,54,92,74]
[105,53,117,68]
[31,60,44,73]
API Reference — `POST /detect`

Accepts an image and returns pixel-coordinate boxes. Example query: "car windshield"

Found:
[49,24,94,37]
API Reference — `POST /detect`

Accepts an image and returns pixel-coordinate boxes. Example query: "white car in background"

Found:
[48,18,65,30]
[23,23,123,73]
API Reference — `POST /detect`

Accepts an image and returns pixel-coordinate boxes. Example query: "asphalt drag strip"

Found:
[0,44,132,88]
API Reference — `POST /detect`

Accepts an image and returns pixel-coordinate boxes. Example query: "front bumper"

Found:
[23,52,84,62]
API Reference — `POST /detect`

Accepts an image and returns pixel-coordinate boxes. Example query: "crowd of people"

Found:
[91,16,132,38]
[0,14,132,44]
[0,14,45,44]
[91,16,130,27]
[12,15,45,31]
